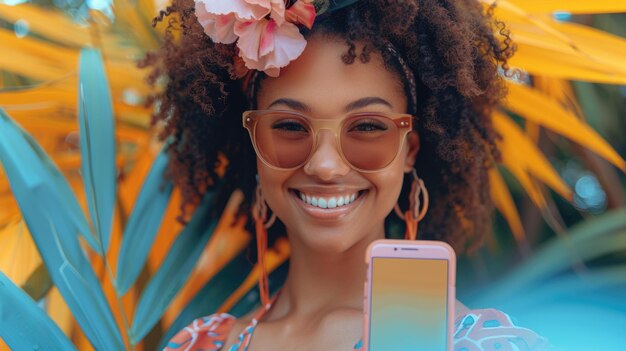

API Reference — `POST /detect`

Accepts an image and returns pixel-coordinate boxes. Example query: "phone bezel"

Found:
[363,239,456,351]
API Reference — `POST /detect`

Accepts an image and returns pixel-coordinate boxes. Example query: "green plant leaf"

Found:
[130,191,219,344]
[158,251,253,349]
[78,48,117,254]
[116,148,173,294]
[0,109,124,350]
[0,272,76,351]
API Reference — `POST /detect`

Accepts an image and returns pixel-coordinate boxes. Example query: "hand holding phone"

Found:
[363,239,456,351]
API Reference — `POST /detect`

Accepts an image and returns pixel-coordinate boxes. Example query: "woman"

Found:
[146,0,550,349]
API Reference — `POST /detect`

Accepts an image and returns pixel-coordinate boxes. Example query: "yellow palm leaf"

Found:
[0,50,70,81]
[493,111,573,200]
[489,168,526,246]
[0,86,75,108]
[146,189,185,273]
[506,21,626,77]
[508,44,626,84]
[500,153,547,208]
[0,29,78,68]
[10,112,150,141]
[533,77,585,120]
[0,4,90,47]
[112,0,161,50]
[505,82,626,171]
[481,0,584,55]
[47,287,73,335]
[164,190,251,326]
[480,0,626,83]
[0,218,41,286]
[117,141,161,214]
[508,0,626,14]
[0,184,20,226]
[217,237,291,314]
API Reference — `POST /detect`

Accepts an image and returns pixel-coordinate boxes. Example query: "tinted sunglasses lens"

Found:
[341,115,401,170]
[254,112,313,169]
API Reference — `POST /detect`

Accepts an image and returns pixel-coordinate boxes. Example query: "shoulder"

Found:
[163,312,236,351]
[454,308,552,351]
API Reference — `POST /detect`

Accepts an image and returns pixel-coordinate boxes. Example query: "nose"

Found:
[303,130,351,180]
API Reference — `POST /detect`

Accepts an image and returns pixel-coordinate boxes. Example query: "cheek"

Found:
[256,158,291,213]
[373,149,410,206]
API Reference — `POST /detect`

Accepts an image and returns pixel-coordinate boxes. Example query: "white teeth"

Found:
[297,190,362,209]
[328,198,337,208]
[318,198,328,208]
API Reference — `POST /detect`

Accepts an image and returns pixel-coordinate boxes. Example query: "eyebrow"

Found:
[267,96,393,113]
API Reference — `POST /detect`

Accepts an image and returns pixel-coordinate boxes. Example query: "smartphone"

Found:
[363,239,456,351]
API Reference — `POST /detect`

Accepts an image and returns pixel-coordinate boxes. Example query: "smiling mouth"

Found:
[290,189,368,209]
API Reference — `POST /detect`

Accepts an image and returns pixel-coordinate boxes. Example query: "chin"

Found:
[291,224,363,255]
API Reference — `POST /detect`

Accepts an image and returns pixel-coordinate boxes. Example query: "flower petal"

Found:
[234,19,268,62]
[262,21,307,69]
[245,0,286,25]
[195,1,237,44]
[239,20,307,77]
[259,20,276,57]
[270,0,286,26]
[202,0,268,20]
[285,1,316,29]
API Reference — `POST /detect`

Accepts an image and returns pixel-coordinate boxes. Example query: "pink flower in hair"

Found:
[247,0,287,24]
[195,2,238,44]
[201,0,271,20]
[286,0,316,29]
[235,18,307,77]
[194,0,316,77]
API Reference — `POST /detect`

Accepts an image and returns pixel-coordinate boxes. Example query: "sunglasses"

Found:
[242,110,414,172]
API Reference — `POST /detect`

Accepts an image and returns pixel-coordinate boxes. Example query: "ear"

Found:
[404,131,420,173]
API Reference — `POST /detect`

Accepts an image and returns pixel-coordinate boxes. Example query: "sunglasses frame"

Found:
[242,109,415,173]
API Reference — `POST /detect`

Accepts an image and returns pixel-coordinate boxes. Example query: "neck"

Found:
[266,223,385,320]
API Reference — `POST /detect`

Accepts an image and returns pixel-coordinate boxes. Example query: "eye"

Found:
[349,118,388,133]
[272,119,309,133]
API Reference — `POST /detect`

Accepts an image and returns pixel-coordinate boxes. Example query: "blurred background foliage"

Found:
[0,0,625,350]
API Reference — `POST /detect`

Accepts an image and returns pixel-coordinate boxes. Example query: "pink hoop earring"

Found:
[394,168,429,240]
[252,177,276,307]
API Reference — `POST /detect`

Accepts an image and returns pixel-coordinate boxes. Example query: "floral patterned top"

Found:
[164,292,550,351]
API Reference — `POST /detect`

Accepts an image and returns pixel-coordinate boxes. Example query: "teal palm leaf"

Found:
[116,148,173,294]
[78,48,117,254]
[0,108,124,350]
[131,191,220,344]
[0,272,76,351]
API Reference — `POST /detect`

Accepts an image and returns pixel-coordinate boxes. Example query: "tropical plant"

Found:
[465,208,626,350]
[0,49,289,350]
[0,0,625,350]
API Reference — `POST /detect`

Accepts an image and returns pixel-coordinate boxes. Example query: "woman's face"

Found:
[255,35,419,254]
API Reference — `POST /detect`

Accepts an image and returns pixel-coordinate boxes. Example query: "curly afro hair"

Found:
[142,0,515,256]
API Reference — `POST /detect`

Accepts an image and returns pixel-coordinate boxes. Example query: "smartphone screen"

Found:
[368,257,449,351]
